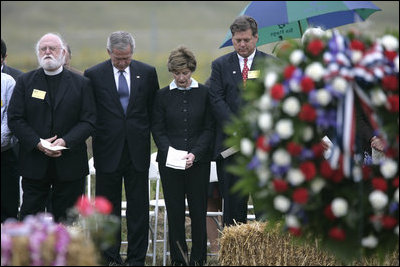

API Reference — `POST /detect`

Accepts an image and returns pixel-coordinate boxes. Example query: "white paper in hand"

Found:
[166,146,187,170]
[40,138,68,151]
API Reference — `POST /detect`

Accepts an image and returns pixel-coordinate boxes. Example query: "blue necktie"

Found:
[118,70,129,114]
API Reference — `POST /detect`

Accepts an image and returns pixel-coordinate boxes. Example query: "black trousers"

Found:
[159,161,210,266]
[19,159,85,223]
[96,144,149,265]
[1,149,20,222]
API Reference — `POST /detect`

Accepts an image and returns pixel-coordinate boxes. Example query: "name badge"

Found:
[32,89,46,100]
[248,70,260,79]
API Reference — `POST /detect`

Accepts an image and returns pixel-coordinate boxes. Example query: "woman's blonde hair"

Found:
[168,45,197,72]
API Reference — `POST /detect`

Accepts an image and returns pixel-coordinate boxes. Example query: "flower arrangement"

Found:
[225,29,398,261]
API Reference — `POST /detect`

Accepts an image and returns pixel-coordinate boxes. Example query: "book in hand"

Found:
[220,146,238,159]
[40,138,68,151]
[166,146,187,170]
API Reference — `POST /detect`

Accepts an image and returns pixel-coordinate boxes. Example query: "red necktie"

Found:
[242,57,249,87]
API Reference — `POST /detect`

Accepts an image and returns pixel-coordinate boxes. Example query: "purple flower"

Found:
[247,155,261,170]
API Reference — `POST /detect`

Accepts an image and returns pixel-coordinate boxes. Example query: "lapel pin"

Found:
[136,76,140,78]
[233,71,236,74]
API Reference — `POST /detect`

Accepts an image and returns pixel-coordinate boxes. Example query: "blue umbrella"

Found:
[220,1,381,48]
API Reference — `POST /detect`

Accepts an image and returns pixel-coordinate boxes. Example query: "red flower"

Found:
[284,65,297,80]
[382,75,399,91]
[320,160,333,179]
[75,195,94,217]
[381,216,398,229]
[94,196,113,215]
[288,227,302,236]
[300,76,315,93]
[292,188,309,204]
[300,161,316,181]
[384,50,397,61]
[329,227,346,241]
[270,83,285,100]
[324,205,336,221]
[371,177,388,192]
[312,142,325,158]
[286,142,302,156]
[299,104,317,122]
[362,165,372,180]
[256,135,270,152]
[350,39,365,52]
[392,177,399,188]
[331,169,344,183]
[273,179,288,193]
[387,95,399,113]
[307,39,325,56]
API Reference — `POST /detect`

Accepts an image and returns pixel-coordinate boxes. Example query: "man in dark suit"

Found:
[7,33,96,223]
[84,31,160,266]
[209,15,275,227]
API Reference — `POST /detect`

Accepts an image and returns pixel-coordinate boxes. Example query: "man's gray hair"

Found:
[107,31,135,53]
[35,32,65,57]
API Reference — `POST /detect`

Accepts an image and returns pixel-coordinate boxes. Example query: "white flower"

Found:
[282,97,301,116]
[272,149,291,166]
[311,178,326,193]
[369,190,388,210]
[361,235,378,249]
[370,89,387,107]
[332,77,347,95]
[394,188,399,203]
[285,215,300,228]
[305,62,325,81]
[395,55,399,72]
[351,50,363,64]
[302,126,314,142]
[274,195,291,213]
[381,35,399,51]
[256,149,268,162]
[289,79,301,92]
[275,119,293,139]
[286,169,305,186]
[258,112,273,132]
[264,72,278,89]
[380,159,398,179]
[331,198,348,217]
[395,226,399,236]
[289,50,305,66]
[256,166,270,186]
[258,94,272,111]
[240,138,254,156]
[315,88,332,106]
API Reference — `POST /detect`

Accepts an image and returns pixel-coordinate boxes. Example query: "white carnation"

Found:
[380,159,398,179]
[370,89,387,107]
[311,178,326,193]
[351,50,363,64]
[316,89,332,106]
[305,62,325,81]
[272,149,291,166]
[381,35,399,51]
[282,97,301,116]
[332,77,347,94]
[258,94,272,111]
[240,138,254,156]
[285,214,300,228]
[331,197,348,217]
[302,126,314,142]
[264,72,278,89]
[361,235,378,249]
[275,119,294,139]
[258,112,273,132]
[274,195,291,213]
[289,50,305,66]
[394,188,399,203]
[286,169,305,186]
[369,190,388,210]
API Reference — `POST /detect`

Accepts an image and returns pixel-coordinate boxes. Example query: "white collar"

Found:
[237,49,256,62]
[169,78,199,90]
[44,65,63,76]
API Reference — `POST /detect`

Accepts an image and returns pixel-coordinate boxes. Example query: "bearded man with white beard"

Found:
[8,32,96,223]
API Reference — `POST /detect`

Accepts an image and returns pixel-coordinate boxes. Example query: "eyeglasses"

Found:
[39,46,61,52]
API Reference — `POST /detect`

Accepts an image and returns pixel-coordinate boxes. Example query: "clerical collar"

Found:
[44,66,63,76]
[169,78,199,90]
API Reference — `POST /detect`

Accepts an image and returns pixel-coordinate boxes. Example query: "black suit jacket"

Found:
[84,59,159,173]
[209,50,273,158]
[2,64,23,80]
[8,68,96,180]
[152,84,214,165]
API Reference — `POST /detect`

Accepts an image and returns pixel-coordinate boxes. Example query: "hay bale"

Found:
[219,221,337,266]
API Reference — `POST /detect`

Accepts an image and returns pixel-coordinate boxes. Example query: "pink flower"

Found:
[75,196,94,217]
[94,196,113,215]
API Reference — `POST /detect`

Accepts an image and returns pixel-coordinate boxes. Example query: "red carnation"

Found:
[292,188,309,204]
[307,39,325,56]
[331,169,344,183]
[301,76,315,93]
[286,142,302,156]
[300,161,316,181]
[270,83,285,100]
[284,65,297,80]
[273,179,289,193]
[329,227,346,241]
[382,216,398,229]
[312,142,325,158]
[382,75,399,91]
[384,50,397,61]
[350,39,365,52]
[299,104,317,122]
[387,95,399,113]
[94,196,113,215]
[288,227,302,236]
[320,160,333,179]
[362,165,372,180]
[256,135,270,152]
[324,205,335,221]
[371,177,388,192]
[392,177,399,188]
